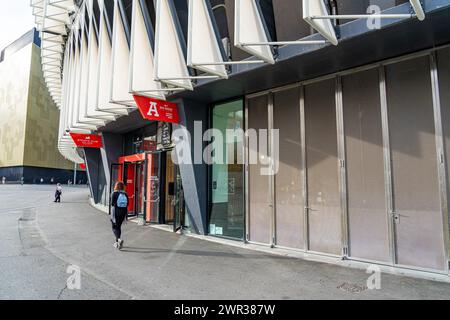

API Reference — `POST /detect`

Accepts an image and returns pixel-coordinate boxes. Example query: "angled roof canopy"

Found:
[84,0,117,121]
[303,0,426,46]
[76,4,107,127]
[234,0,275,64]
[110,0,137,107]
[129,0,170,99]
[31,0,76,108]
[155,0,219,91]
[235,0,328,59]
[95,0,130,115]
[302,0,338,46]
[187,0,230,78]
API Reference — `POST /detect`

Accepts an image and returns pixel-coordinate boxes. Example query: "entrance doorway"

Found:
[111,154,147,218]
[161,151,185,232]
[164,152,176,224]
[111,151,185,232]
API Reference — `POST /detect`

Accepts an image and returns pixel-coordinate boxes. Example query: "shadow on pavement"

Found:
[119,246,295,260]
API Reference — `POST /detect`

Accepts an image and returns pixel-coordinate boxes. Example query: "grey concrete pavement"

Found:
[0,185,450,300]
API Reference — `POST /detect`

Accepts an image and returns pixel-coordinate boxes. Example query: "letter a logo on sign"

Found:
[133,95,180,124]
[148,102,160,117]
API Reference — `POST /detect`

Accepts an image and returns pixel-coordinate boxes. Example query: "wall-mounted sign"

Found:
[156,122,174,150]
[70,133,103,148]
[80,164,87,170]
[133,95,180,124]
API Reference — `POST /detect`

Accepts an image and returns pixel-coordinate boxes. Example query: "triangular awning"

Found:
[187,0,228,78]
[154,0,194,90]
[129,0,170,99]
[110,0,137,107]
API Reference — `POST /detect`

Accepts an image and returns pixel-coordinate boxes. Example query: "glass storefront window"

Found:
[209,100,245,239]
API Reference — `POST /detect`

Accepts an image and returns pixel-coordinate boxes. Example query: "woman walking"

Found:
[54,183,62,202]
[110,182,129,250]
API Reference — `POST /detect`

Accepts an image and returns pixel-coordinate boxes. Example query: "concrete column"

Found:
[83,148,100,202]
[100,133,123,188]
[173,98,209,235]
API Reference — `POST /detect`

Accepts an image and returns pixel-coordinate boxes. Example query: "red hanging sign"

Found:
[70,133,103,148]
[133,95,180,124]
[79,163,87,170]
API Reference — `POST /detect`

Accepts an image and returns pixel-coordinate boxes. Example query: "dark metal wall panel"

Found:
[247,94,272,244]
[304,79,341,255]
[386,56,447,271]
[84,148,101,202]
[272,0,313,41]
[273,87,304,249]
[175,98,210,235]
[343,68,390,262]
[437,47,450,256]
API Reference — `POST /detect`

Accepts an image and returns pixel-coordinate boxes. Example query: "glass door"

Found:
[209,100,245,240]
[124,163,136,217]
[145,152,162,223]
[135,162,145,218]
[174,164,185,232]
[109,163,123,215]
[164,152,176,224]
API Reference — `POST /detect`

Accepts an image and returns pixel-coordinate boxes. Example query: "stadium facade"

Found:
[32,0,450,278]
[0,28,86,184]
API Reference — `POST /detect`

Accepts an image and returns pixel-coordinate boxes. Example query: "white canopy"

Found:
[129,0,169,99]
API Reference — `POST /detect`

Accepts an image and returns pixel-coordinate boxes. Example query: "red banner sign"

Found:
[70,133,103,148]
[133,95,180,124]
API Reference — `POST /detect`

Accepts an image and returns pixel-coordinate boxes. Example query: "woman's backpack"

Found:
[116,192,128,208]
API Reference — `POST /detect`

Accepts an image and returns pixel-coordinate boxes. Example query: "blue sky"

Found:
[0,0,35,51]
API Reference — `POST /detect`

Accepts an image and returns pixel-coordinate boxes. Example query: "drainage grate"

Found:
[337,282,368,294]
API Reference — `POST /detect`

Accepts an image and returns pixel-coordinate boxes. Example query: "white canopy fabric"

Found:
[96,0,130,115]
[154,0,194,90]
[33,0,427,165]
[76,6,107,127]
[302,0,338,46]
[129,0,169,99]
[234,0,275,64]
[110,0,137,107]
[31,0,75,108]
[187,0,228,78]
[84,0,117,121]
[303,0,426,46]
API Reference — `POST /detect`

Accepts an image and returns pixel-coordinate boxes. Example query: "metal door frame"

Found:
[173,163,185,233]
[335,76,350,257]
[429,52,450,273]
[109,162,123,216]
[379,65,397,267]
[143,150,164,224]
[134,161,146,219]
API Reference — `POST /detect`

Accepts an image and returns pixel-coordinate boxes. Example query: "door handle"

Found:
[391,211,407,224]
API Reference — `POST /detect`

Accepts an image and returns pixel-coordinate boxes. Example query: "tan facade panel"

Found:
[0,43,73,170]
[0,44,31,167]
